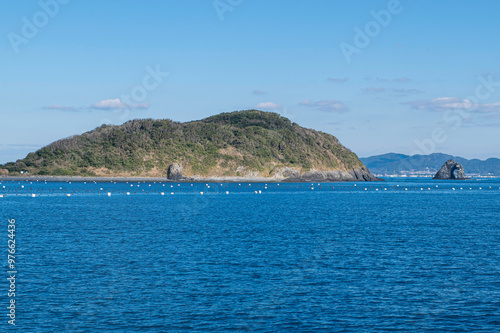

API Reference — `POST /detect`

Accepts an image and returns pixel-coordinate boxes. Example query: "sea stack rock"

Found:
[433,159,467,180]
[167,163,183,180]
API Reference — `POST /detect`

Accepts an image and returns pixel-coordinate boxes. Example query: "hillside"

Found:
[0,110,379,181]
[361,153,500,176]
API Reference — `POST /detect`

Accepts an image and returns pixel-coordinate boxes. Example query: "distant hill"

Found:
[0,110,378,181]
[360,153,500,176]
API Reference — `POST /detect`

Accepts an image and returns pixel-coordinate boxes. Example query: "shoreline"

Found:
[0,175,385,183]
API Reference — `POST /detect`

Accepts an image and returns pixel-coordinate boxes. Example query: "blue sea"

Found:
[0,178,499,332]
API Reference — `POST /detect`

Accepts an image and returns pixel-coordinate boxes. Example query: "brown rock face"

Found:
[167,163,183,180]
[0,169,9,176]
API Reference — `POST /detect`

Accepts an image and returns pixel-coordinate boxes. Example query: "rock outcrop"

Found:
[0,169,8,176]
[283,166,382,182]
[433,159,468,180]
[167,163,183,180]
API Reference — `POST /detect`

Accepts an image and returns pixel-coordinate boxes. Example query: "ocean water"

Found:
[0,178,499,332]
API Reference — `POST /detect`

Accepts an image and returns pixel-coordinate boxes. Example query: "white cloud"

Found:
[91,98,150,110]
[299,99,350,113]
[255,102,282,110]
[403,97,500,112]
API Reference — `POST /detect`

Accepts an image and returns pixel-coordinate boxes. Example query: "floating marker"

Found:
[161,192,165,195]
[31,194,36,197]
[107,192,111,196]
[226,191,229,194]
[126,192,130,195]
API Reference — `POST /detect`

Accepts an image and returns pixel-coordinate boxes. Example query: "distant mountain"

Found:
[0,110,379,181]
[360,153,500,176]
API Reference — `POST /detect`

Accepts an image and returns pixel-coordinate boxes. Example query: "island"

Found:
[0,110,381,182]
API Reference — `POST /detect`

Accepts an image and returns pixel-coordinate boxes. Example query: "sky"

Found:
[1,0,500,164]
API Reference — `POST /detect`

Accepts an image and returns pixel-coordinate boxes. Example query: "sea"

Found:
[0,178,499,332]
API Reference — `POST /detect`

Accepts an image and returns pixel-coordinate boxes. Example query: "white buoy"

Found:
[161,192,165,195]
[31,194,36,197]
[67,194,71,197]
[171,192,174,195]
[226,191,229,194]
[21,185,24,188]
[126,192,130,195]
[0,195,3,198]
[107,192,111,196]
[200,192,204,195]
[258,190,262,194]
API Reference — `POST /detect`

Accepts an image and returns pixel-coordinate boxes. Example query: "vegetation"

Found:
[1,110,365,177]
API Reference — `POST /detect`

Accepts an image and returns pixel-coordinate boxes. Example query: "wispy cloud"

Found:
[368,77,412,83]
[362,87,385,93]
[299,99,350,113]
[403,97,500,112]
[392,88,423,94]
[327,77,349,83]
[42,105,79,112]
[252,89,267,95]
[91,98,150,110]
[256,102,282,110]
[43,98,151,112]
[0,143,42,151]
[393,77,411,83]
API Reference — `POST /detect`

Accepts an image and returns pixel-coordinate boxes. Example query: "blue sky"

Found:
[1,0,500,163]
